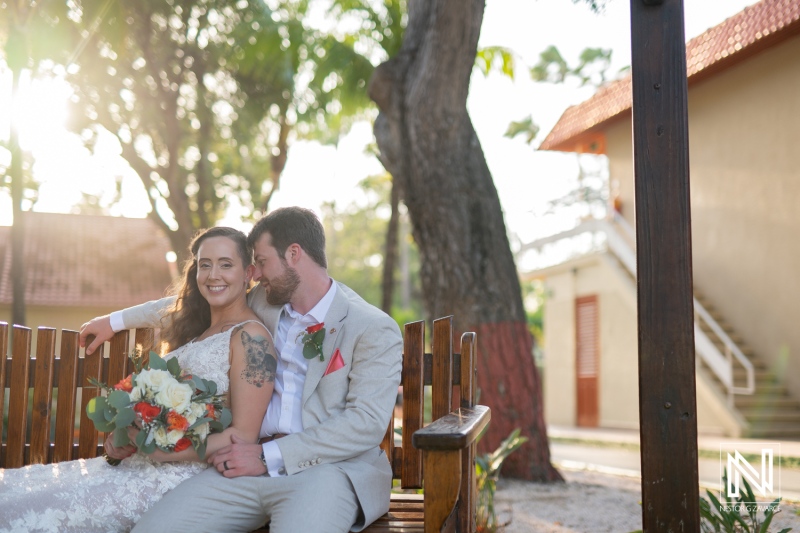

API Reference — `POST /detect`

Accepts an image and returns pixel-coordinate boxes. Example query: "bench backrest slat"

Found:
[133,328,156,373]
[431,317,454,421]
[0,324,7,449]
[400,320,424,489]
[78,341,104,459]
[30,328,57,464]
[107,330,130,391]
[53,331,81,462]
[457,332,477,532]
[6,326,32,468]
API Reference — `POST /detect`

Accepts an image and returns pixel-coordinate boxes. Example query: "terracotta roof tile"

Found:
[0,213,173,308]
[539,0,800,152]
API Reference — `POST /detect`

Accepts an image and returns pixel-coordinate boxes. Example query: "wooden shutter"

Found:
[576,295,599,427]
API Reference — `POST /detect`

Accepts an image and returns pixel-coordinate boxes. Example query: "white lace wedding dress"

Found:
[0,322,258,533]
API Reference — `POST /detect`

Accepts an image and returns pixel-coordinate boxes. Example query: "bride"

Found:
[0,227,275,532]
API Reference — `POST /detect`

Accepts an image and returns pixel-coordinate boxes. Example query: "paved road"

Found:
[550,441,800,502]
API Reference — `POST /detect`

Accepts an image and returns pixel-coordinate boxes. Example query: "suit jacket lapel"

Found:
[302,283,348,406]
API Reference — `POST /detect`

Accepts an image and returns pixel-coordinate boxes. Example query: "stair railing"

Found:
[519,212,755,404]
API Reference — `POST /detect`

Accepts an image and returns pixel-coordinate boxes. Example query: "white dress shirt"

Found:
[259,281,337,476]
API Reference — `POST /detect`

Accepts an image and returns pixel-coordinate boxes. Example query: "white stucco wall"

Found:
[598,34,800,400]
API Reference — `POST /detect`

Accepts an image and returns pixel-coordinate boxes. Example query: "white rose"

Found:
[193,422,209,441]
[154,381,194,414]
[167,429,184,446]
[153,427,170,447]
[129,385,144,403]
[136,369,173,393]
[191,402,207,419]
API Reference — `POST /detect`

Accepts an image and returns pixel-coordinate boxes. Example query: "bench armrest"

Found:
[412,405,490,451]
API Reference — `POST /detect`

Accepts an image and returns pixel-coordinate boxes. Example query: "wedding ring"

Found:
[223,460,230,471]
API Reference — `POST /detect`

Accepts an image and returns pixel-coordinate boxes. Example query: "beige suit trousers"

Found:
[131,464,359,533]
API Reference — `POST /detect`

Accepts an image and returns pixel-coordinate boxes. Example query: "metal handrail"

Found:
[519,214,755,402]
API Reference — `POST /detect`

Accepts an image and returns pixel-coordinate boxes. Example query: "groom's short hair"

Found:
[249,207,328,268]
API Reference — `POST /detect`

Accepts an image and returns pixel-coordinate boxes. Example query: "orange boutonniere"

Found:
[299,322,326,361]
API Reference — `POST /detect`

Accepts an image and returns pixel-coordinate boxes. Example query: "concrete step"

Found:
[747,423,800,439]
[700,370,786,395]
[735,395,799,409]
[739,410,800,423]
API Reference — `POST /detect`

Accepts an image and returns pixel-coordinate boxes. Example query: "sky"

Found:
[0,0,759,248]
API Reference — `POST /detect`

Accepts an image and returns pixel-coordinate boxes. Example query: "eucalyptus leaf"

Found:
[311,329,325,344]
[148,353,168,371]
[187,418,211,431]
[115,407,136,428]
[196,440,207,460]
[112,427,131,447]
[95,419,116,432]
[167,357,181,377]
[108,390,131,409]
[303,343,317,360]
[103,404,116,422]
[135,429,147,449]
[86,396,107,421]
[204,379,217,396]
[140,439,156,455]
[218,407,232,428]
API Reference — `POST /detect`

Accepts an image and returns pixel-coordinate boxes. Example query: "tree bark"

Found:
[369,0,561,481]
[381,181,400,314]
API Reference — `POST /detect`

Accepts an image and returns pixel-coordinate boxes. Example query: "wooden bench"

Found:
[1,317,490,532]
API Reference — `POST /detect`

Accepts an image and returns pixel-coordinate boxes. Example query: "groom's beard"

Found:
[265,266,301,306]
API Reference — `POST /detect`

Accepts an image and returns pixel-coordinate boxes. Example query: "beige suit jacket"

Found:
[120,281,403,530]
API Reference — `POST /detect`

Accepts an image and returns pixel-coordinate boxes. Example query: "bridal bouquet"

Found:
[86,349,232,463]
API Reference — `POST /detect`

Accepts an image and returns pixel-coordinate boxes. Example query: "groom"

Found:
[80,207,403,533]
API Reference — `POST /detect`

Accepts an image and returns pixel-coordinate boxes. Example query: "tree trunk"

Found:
[369,0,561,481]
[381,180,400,314]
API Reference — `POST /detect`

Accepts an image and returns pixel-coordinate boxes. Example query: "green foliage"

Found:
[529,45,569,84]
[504,115,539,145]
[475,46,516,80]
[573,0,608,13]
[86,350,231,459]
[64,0,405,251]
[476,428,529,533]
[321,173,422,319]
[699,469,790,533]
[530,45,612,87]
[521,279,544,366]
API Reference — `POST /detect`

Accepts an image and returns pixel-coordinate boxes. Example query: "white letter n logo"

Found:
[727,449,774,497]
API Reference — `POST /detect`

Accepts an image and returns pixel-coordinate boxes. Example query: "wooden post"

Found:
[630,0,700,530]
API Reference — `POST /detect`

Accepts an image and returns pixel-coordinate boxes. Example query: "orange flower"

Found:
[134,402,162,423]
[174,437,192,452]
[205,405,218,421]
[114,374,133,392]
[167,410,189,432]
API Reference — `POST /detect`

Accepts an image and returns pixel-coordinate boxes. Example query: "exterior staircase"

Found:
[693,290,800,439]
[519,214,800,439]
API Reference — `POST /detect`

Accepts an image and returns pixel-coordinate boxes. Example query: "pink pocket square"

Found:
[324,348,345,376]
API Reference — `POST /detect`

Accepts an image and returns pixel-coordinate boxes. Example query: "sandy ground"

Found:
[493,469,800,532]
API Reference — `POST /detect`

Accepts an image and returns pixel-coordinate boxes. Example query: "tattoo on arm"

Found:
[239,330,278,387]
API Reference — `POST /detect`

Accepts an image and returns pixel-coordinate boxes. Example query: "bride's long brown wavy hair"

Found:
[160,227,252,352]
